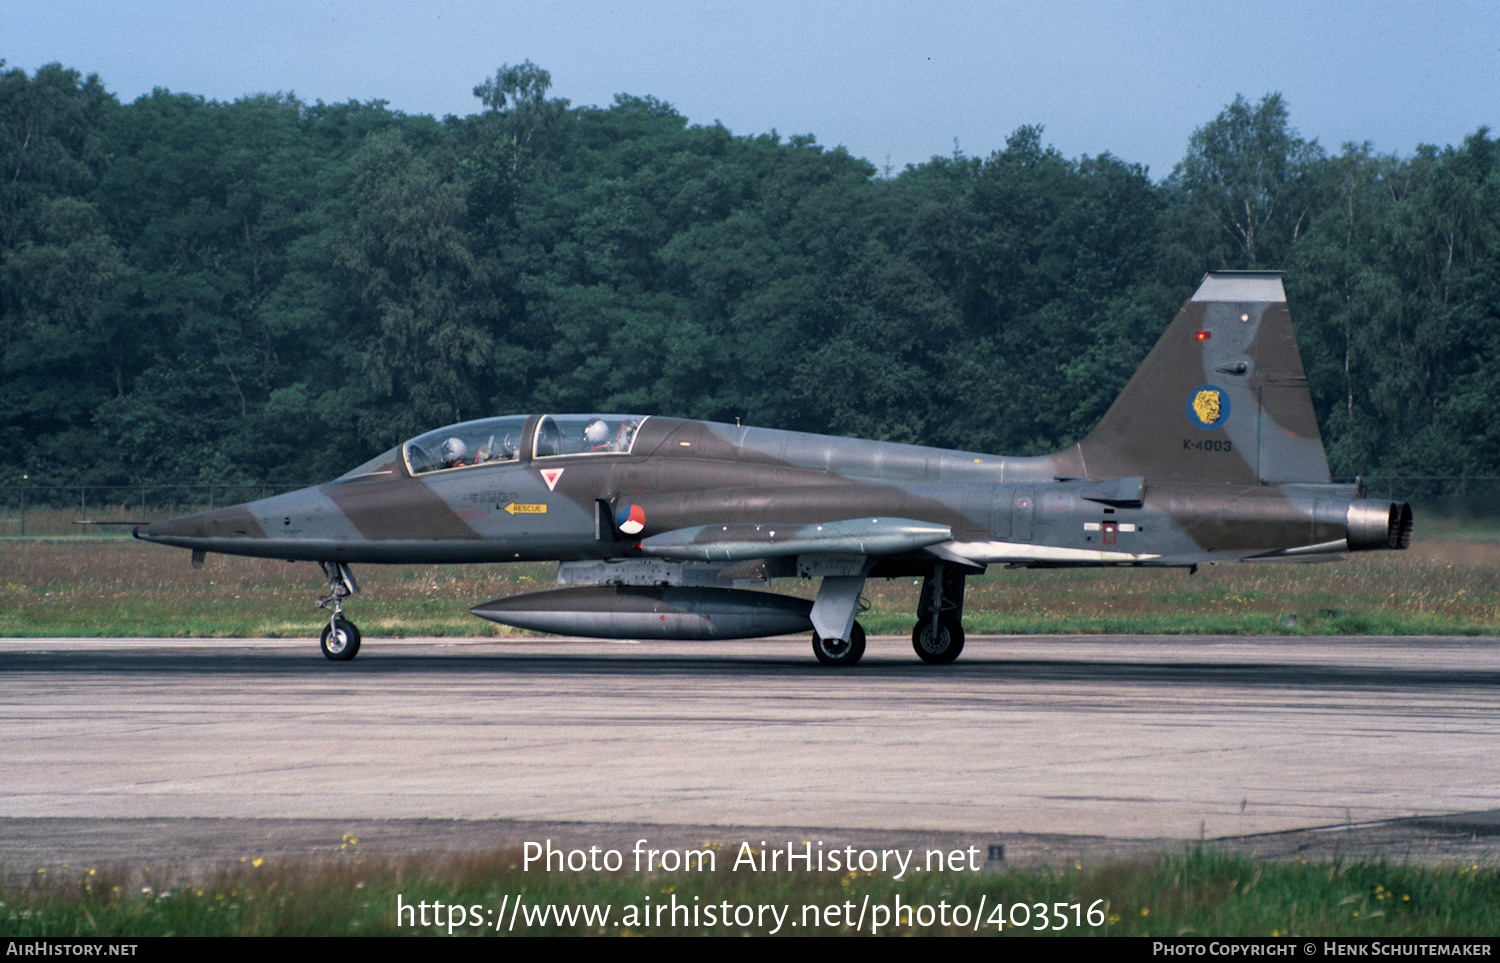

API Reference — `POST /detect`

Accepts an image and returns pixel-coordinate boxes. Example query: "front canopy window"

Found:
[404,415,530,475]
[533,414,645,458]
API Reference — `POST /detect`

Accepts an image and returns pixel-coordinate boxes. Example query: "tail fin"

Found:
[1066,271,1330,485]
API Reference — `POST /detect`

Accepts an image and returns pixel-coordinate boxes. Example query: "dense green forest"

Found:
[2,61,1496,494]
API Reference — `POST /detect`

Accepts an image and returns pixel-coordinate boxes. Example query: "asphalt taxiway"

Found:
[2,634,1497,867]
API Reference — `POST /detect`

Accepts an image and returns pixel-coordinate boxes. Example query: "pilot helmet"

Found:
[584,419,609,446]
[440,437,468,463]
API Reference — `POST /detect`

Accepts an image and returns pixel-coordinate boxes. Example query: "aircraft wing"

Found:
[636,517,953,561]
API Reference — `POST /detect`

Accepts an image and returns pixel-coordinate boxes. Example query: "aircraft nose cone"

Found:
[134,505,267,546]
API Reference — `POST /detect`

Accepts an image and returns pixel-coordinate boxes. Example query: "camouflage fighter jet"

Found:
[135,272,1412,665]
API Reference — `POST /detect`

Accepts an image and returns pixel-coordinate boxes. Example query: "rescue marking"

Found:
[505,503,548,515]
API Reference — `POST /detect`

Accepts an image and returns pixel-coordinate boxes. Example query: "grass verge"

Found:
[3,848,1496,937]
[1,536,1497,638]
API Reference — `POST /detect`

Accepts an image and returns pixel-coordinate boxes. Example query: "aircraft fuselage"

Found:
[136,415,1395,568]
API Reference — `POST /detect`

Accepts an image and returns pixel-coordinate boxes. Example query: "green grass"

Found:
[3,535,1498,638]
[4,848,1496,937]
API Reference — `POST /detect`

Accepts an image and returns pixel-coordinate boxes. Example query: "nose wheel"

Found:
[316,561,362,661]
[321,617,361,660]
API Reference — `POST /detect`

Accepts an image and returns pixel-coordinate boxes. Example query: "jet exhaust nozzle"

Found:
[1346,499,1414,551]
[470,585,814,640]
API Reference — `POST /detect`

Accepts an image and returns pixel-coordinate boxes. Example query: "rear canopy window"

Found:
[533,415,645,458]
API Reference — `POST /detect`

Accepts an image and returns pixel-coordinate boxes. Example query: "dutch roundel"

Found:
[616,503,646,535]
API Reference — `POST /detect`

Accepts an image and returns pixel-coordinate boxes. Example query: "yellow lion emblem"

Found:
[1192,389,1222,427]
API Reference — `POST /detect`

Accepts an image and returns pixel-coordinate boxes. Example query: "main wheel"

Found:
[812,621,866,666]
[320,617,361,661]
[912,616,964,664]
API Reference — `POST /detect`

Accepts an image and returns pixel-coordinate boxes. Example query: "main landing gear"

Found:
[316,561,361,661]
[911,563,967,665]
[812,622,866,666]
[807,562,972,666]
[809,572,869,667]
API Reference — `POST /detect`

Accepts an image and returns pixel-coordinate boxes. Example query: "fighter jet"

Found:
[135,271,1412,665]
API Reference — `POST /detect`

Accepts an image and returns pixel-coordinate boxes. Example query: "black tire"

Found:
[911,616,964,664]
[812,621,866,666]
[320,617,361,661]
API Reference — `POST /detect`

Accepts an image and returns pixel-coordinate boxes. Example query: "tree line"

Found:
[2,61,1495,494]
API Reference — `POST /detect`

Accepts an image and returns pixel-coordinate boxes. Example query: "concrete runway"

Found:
[3,633,1497,863]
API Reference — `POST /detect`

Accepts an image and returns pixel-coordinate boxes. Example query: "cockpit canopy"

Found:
[333,415,649,482]
[403,415,531,475]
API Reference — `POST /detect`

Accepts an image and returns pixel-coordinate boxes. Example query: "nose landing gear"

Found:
[316,561,361,661]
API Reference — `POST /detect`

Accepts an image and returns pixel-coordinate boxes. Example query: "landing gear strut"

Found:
[912,563,967,664]
[316,561,361,661]
[809,571,870,666]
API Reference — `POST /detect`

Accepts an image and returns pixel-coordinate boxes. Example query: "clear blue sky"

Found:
[3,0,1494,179]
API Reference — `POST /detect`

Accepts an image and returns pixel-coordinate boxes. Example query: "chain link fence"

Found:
[1356,477,1500,524]
[0,484,314,537]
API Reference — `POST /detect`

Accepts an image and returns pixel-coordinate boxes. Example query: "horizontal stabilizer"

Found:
[639,517,953,562]
[1081,476,1145,506]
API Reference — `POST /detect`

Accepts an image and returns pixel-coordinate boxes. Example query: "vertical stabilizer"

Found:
[1067,272,1330,485]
